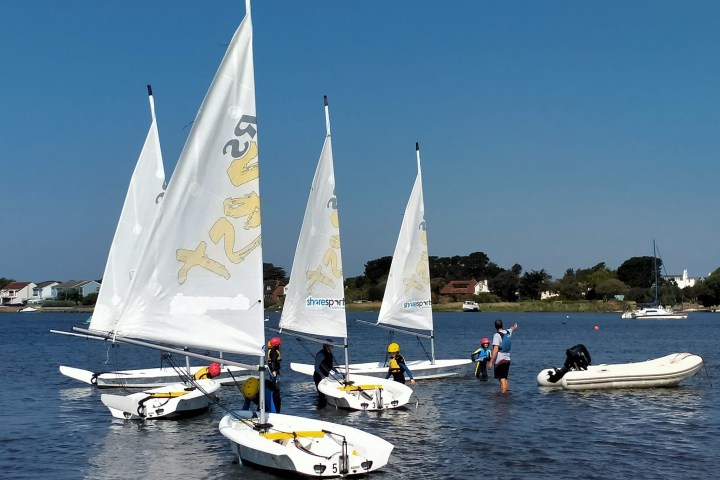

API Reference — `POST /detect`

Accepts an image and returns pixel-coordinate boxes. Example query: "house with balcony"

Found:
[52,280,101,300]
[0,281,37,305]
[30,281,59,303]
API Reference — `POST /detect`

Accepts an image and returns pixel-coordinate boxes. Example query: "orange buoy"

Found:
[593,325,600,331]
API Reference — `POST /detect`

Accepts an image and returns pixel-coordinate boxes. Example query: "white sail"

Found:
[90,88,166,333]
[377,146,433,331]
[109,7,265,357]
[279,99,347,339]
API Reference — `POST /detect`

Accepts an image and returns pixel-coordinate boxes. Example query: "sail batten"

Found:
[279,101,347,339]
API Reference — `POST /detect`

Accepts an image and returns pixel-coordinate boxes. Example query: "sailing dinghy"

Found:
[277,96,413,411]
[70,0,392,472]
[291,144,471,380]
[55,86,249,389]
[59,364,247,389]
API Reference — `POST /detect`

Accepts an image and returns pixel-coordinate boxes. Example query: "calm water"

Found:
[1,311,717,479]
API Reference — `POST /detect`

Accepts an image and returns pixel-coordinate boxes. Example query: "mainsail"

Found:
[279,97,347,339]
[90,86,166,333]
[376,144,433,332]
[107,5,265,356]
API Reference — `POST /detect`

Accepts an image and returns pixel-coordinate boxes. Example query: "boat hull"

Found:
[462,301,479,312]
[101,379,220,419]
[622,307,688,320]
[59,364,250,388]
[291,358,472,380]
[219,411,393,477]
[318,374,413,411]
[537,353,703,390]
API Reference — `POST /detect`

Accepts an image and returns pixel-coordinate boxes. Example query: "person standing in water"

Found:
[470,338,492,380]
[488,319,518,393]
[314,341,341,408]
[386,342,417,385]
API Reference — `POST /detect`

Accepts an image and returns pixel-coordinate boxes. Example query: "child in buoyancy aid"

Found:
[192,362,222,380]
[470,338,492,380]
[241,377,281,413]
[386,343,417,385]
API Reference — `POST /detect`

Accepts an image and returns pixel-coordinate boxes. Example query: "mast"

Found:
[653,239,659,305]
[325,94,350,381]
[417,142,435,364]
[258,354,266,424]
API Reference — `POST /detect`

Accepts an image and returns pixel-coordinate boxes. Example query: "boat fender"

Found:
[208,362,221,378]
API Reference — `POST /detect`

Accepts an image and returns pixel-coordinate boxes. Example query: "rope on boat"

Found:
[416,335,432,362]
[701,356,712,387]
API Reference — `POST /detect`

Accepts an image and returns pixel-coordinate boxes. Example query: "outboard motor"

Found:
[547,344,592,383]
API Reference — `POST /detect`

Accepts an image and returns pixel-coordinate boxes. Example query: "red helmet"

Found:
[208,362,222,378]
[481,337,490,345]
[268,337,282,348]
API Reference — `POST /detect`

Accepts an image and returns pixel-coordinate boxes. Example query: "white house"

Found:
[540,290,560,300]
[0,281,37,305]
[474,279,490,295]
[52,280,101,300]
[664,269,701,289]
[31,281,59,303]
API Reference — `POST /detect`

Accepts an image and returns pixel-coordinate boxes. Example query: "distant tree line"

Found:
[340,252,720,307]
[6,254,720,308]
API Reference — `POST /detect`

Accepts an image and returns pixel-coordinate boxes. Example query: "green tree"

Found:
[263,263,288,282]
[0,277,15,290]
[696,268,720,307]
[364,257,393,283]
[555,269,583,300]
[489,270,519,302]
[367,284,385,302]
[518,269,551,301]
[82,292,99,306]
[617,256,661,289]
[595,278,628,301]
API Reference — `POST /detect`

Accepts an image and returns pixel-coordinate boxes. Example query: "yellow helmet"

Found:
[242,377,260,398]
[387,342,400,353]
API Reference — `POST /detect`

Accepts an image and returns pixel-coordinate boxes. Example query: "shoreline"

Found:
[2,301,711,314]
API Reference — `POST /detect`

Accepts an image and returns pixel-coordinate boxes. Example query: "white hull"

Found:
[101,379,220,419]
[462,301,479,312]
[59,364,250,388]
[291,358,472,380]
[622,307,688,320]
[318,374,413,411]
[219,411,393,477]
[537,353,703,390]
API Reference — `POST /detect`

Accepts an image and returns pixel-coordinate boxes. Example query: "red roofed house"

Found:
[0,281,37,305]
[264,279,286,305]
[440,279,478,296]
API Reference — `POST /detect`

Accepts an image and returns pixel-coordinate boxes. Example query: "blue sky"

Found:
[2,1,718,283]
